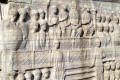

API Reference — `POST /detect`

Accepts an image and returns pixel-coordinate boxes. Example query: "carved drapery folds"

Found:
[1,1,120,80]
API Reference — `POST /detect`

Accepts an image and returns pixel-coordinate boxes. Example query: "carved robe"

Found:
[93,48,105,80]
[59,10,70,37]
[48,13,59,38]
[17,22,28,50]
[4,21,23,51]
[69,8,80,37]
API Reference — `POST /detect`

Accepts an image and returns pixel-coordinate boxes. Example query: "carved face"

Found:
[104,26,109,32]
[41,24,46,31]
[98,26,103,32]
[20,13,26,20]
[110,62,116,70]
[9,13,17,21]
[40,12,45,19]
[95,39,101,47]
[32,14,38,21]
[109,27,114,32]
[53,40,60,49]
[52,7,58,14]
[105,62,111,70]
[44,72,49,79]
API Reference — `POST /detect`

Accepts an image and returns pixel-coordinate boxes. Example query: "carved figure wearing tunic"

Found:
[51,39,63,80]
[81,5,91,37]
[91,37,105,80]
[104,62,111,80]
[115,62,120,80]
[59,4,71,37]
[48,5,60,38]
[69,1,81,37]
[41,68,50,80]
[110,61,116,80]
[103,16,111,47]
[27,10,39,51]
[4,9,23,51]
[33,69,42,80]
[17,8,29,50]
[38,9,47,50]
[96,15,106,47]
[112,14,120,46]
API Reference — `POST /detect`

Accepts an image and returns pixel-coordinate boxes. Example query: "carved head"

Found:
[97,13,101,22]
[105,15,110,23]
[50,5,58,14]
[101,14,106,23]
[110,61,116,70]
[40,20,47,31]
[104,25,109,32]
[109,24,114,32]
[111,12,119,24]
[9,9,18,22]
[32,69,42,78]
[53,39,60,49]
[17,73,25,80]
[38,9,45,19]
[24,5,31,13]
[31,10,39,21]
[116,62,120,70]
[83,5,89,12]
[60,4,67,11]
[18,8,27,21]
[104,62,111,70]
[71,1,77,9]
[25,71,32,79]
[42,68,50,79]
[97,24,103,32]
[95,37,101,47]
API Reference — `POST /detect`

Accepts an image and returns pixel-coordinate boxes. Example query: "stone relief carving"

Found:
[1,1,120,80]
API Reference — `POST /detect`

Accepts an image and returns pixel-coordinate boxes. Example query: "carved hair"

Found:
[9,9,18,16]
[18,8,27,15]
[30,9,38,16]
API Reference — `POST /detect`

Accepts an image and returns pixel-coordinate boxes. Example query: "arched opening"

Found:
[0,0,8,4]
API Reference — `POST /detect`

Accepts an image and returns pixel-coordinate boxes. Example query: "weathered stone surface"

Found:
[0,0,120,80]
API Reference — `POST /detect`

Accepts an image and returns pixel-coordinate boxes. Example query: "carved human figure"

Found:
[48,5,60,38]
[109,19,115,47]
[110,61,116,80]
[4,9,23,51]
[96,13,106,47]
[104,62,111,80]
[41,68,50,80]
[38,9,47,50]
[24,5,31,21]
[103,15,111,47]
[86,22,95,37]
[27,10,39,51]
[32,69,42,80]
[115,62,120,80]
[69,1,81,37]
[25,71,32,80]
[112,13,120,46]
[59,4,71,37]
[81,5,91,37]
[28,22,39,51]
[90,37,105,80]
[51,39,63,80]
[16,73,25,80]
[17,8,28,50]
